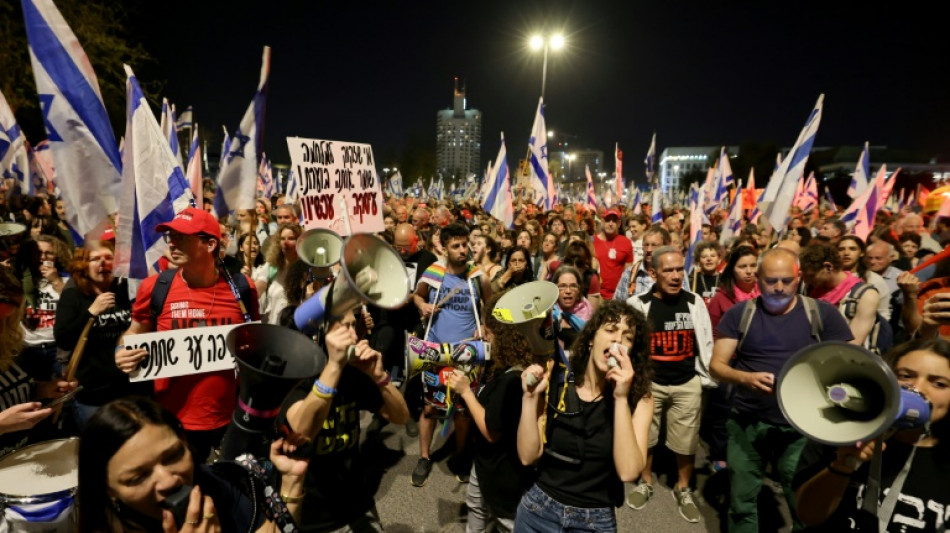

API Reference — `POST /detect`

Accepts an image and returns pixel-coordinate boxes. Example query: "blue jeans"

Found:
[514,484,616,533]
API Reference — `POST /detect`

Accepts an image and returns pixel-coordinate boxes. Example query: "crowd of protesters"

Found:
[1,177,949,532]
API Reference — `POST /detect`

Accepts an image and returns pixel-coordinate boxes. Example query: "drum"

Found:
[0,439,78,533]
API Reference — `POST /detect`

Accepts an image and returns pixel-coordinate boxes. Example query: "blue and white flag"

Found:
[0,89,29,194]
[482,132,513,228]
[185,124,202,210]
[114,65,193,281]
[764,94,824,234]
[160,99,184,168]
[712,146,734,207]
[847,141,870,199]
[644,132,657,183]
[630,188,642,215]
[218,125,230,177]
[23,0,121,237]
[285,168,300,206]
[390,170,404,197]
[584,164,597,211]
[527,97,551,209]
[175,106,193,132]
[824,186,837,213]
[651,184,663,223]
[685,184,705,273]
[719,179,744,245]
[214,46,270,218]
[258,154,274,199]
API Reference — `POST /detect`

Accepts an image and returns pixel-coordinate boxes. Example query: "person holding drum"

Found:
[1,266,79,456]
[77,396,308,532]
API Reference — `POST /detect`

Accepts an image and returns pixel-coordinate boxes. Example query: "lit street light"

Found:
[529,32,565,101]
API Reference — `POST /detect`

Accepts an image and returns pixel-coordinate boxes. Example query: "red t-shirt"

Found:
[132,271,259,431]
[593,234,633,298]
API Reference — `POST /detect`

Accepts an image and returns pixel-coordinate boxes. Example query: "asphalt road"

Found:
[357,413,794,532]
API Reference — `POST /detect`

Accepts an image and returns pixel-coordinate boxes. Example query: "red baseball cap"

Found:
[604,209,622,220]
[155,207,221,240]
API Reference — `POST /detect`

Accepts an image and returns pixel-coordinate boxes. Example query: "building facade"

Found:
[659,146,738,193]
[436,79,481,180]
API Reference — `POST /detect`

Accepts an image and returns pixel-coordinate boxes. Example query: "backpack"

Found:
[150,268,253,325]
[837,282,894,356]
[737,296,823,352]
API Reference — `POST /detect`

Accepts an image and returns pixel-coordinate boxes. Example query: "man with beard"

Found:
[410,223,491,487]
[709,248,852,533]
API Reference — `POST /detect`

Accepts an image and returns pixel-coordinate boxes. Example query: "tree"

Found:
[0,0,162,143]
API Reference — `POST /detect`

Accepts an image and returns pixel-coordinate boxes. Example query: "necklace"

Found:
[180,269,216,326]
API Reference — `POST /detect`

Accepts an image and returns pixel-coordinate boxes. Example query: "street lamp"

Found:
[529,33,565,100]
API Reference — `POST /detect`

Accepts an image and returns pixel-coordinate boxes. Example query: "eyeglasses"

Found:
[557,284,580,291]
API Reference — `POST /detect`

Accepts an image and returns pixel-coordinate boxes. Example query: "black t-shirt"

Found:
[0,361,34,456]
[716,297,854,425]
[473,368,536,518]
[690,269,720,304]
[53,278,151,405]
[278,366,383,532]
[536,384,625,508]
[793,438,950,532]
[644,291,698,386]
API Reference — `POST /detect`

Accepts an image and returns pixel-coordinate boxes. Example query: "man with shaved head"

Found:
[710,247,853,533]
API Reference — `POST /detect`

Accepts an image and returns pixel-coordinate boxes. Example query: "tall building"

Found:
[659,146,738,193]
[436,78,481,180]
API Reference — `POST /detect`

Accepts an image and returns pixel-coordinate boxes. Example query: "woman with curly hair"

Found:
[516,299,654,532]
[446,291,541,532]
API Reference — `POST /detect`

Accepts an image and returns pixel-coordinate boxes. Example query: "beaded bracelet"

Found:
[313,378,340,398]
[375,373,392,387]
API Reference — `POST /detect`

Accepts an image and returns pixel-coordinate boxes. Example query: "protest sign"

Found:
[125,323,252,381]
[286,137,383,235]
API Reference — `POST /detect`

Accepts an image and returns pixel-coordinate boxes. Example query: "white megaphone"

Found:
[405,337,491,377]
[295,233,411,334]
[777,341,931,446]
[296,228,343,278]
[491,281,560,356]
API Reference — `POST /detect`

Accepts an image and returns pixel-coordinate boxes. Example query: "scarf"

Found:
[733,284,760,303]
[813,272,862,306]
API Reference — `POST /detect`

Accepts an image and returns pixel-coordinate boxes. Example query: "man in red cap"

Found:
[114,207,259,461]
[593,208,633,299]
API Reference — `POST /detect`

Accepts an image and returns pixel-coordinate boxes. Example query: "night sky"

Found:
[137,0,950,180]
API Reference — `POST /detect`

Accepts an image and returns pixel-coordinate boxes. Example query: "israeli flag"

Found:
[160,99,184,168]
[114,65,194,281]
[482,132,513,228]
[585,164,597,211]
[218,125,230,176]
[22,0,121,237]
[719,179,744,245]
[527,97,551,209]
[712,147,734,207]
[185,123,203,210]
[215,46,270,218]
[285,168,300,206]
[391,170,404,197]
[175,106,194,132]
[0,89,27,186]
[630,188,642,215]
[644,132,657,183]
[765,94,824,234]
[651,184,663,223]
[847,141,870,199]
[685,184,704,272]
[257,154,274,199]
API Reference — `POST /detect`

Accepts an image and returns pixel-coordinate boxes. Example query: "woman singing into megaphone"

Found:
[515,300,654,532]
[794,338,950,532]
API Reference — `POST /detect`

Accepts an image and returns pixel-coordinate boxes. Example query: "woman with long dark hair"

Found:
[491,246,535,292]
[515,300,654,532]
[77,396,307,532]
[706,245,760,331]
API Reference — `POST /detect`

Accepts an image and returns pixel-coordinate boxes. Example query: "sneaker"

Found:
[405,418,419,438]
[411,457,433,487]
[673,486,701,523]
[626,480,654,510]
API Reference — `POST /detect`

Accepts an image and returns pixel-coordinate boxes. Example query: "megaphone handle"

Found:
[860,435,885,519]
